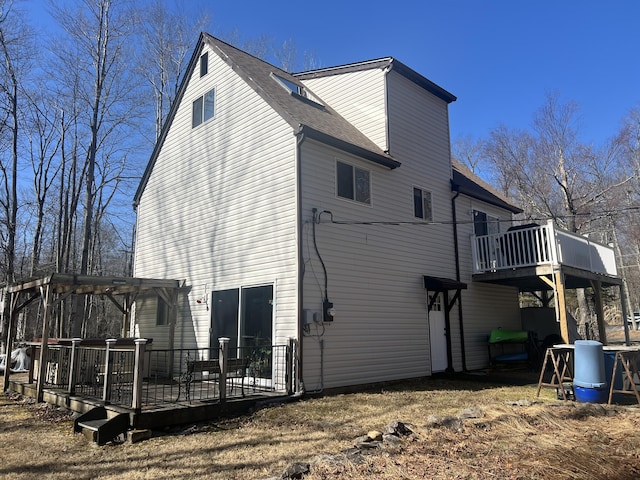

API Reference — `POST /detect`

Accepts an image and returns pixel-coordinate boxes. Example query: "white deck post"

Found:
[103,339,116,403]
[67,338,82,395]
[132,338,147,411]
[546,220,558,264]
[218,337,230,402]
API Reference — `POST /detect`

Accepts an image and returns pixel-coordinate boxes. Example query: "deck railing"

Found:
[141,342,293,407]
[31,337,296,409]
[472,221,617,277]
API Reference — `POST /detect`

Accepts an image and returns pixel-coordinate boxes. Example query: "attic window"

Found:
[271,72,324,107]
[200,52,208,77]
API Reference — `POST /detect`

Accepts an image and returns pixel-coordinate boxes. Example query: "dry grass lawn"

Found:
[1,375,640,479]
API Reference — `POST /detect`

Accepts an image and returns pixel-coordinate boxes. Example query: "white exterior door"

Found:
[428,294,448,373]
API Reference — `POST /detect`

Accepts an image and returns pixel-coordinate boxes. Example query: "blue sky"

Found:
[204,0,640,148]
[25,0,640,148]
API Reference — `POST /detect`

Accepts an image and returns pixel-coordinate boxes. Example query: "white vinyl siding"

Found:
[301,135,457,389]
[299,67,461,389]
[300,69,388,151]
[134,38,518,388]
[134,45,299,351]
[133,295,172,348]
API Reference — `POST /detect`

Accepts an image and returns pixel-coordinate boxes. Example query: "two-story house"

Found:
[132,33,620,394]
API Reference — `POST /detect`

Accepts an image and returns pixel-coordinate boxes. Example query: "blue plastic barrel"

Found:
[573,340,607,403]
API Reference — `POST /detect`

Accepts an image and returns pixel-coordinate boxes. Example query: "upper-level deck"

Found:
[472,221,618,279]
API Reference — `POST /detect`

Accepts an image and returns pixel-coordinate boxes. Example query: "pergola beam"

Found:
[2,273,183,401]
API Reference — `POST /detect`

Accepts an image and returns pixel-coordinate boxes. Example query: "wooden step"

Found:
[77,418,110,431]
[74,407,130,445]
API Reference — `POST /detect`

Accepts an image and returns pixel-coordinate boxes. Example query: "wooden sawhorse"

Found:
[607,349,640,405]
[537,346,574,400]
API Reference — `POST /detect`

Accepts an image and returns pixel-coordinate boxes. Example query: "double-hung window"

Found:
[413,187,432,221]
[336,161,370,204]
[192,88,215,128]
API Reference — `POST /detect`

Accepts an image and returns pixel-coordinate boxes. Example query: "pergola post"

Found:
[2,291,18,392]
[36,285,53,402]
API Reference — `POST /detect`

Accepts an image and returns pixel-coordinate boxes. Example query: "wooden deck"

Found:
[7,373,287,430]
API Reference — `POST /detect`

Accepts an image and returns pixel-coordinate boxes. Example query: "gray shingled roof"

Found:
[451,159,522,213]
[202,34,399,168]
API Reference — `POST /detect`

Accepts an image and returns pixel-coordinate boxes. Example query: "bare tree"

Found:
[0,1,29,285]
[0,0,32,350]
[609,106,640,327]
[137,0,208,140]
[452,135,486,175]
[274,37,298,72]
[485,94,614,232]
[49,0,143,336]
[25,87,63,276]
[483,93,632,336]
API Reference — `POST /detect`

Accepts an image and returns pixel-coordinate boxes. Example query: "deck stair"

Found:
[74,406,130,445]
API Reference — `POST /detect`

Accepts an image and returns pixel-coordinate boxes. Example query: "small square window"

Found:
[337,161,370,204]
[200,52,208,77]
[413,187,432,221]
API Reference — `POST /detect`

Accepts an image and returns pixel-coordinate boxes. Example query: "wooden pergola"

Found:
[1,273,182,400]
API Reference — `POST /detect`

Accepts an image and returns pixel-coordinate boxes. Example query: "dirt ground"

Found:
[1,375,640,480]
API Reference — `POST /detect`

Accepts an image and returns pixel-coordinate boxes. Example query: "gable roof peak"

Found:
[134,33,400,206]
